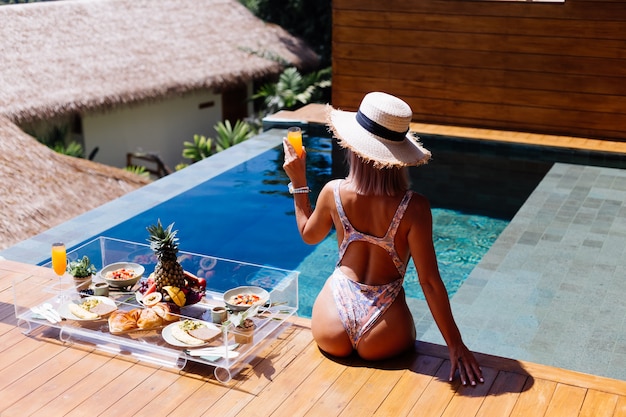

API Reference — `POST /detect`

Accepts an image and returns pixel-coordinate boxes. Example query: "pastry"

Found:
[108,310,139,333]
[108,306,173,334]
[137,307,163,329]
[152,302,179,322]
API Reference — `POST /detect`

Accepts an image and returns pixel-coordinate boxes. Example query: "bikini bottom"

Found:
[329,268,403,349]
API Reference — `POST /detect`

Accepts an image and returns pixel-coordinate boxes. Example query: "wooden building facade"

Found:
[331,0,626,141]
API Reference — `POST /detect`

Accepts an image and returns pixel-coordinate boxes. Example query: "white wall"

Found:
[82,90,223,171]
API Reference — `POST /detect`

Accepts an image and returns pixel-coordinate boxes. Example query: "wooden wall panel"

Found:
[331,0,626,141]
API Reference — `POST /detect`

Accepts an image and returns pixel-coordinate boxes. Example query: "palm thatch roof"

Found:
[0,0,319,251]
[0,0,318,124]
[0,115,150,250]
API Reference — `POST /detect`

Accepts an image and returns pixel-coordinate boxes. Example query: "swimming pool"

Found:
[87,135,509,317]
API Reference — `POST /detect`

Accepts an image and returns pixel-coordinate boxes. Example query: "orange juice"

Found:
[51,243,67,276]
[287,127,303,157]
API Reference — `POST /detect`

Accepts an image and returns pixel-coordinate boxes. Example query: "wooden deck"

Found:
[2,259,626,416]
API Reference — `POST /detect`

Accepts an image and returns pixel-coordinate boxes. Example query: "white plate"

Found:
[59,296,117,321]
[161,321,221,347]
[223,286,270,311]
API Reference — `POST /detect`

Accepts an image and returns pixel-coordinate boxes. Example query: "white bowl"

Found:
[223,286,270,311]
[100,262,144,288]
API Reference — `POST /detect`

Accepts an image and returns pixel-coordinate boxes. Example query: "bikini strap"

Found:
[384,191,413,239]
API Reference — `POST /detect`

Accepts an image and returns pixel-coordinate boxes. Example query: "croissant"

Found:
[137,307,163,329]
[151,302,179,322]
[108,310,139,334]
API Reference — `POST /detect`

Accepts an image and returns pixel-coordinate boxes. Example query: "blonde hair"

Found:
[346,150,410,196]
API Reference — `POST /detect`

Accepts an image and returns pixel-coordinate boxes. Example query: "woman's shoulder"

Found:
[407,189,428,203]
[320,179,342,194]
[316,180,340,206]
[406,191,432,213]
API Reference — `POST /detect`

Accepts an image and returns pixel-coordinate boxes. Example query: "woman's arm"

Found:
[282,139,334,245]
[407,194,484,386]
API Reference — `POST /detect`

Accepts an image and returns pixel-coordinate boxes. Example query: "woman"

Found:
[283,92,483,385]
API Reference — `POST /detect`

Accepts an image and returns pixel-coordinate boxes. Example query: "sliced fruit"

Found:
[163,286,186,307]
[142,291,162,307]
[144,282,157,295]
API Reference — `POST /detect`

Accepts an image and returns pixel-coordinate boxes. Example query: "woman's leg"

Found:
[311,279,353,357]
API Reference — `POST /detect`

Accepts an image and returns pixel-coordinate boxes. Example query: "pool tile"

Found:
[415,163,626,381]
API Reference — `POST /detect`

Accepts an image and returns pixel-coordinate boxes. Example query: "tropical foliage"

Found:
[214,120,254,152]
[253,66,331,116]
[182,134,214,164]
[22,122,87,158]
[180,120,254,166]
[124,165,150,178]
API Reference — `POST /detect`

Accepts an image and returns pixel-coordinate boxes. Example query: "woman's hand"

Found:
[448,343,484,386]
[282,138,307,187]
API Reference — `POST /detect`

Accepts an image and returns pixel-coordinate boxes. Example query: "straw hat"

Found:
[328,92,431,168]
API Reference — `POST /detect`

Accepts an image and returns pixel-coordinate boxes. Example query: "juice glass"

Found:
[51,242,67,299]
[287,127,303,157]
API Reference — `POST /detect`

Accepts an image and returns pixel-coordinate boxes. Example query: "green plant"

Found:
[67,256,97,278]
[182,134,214,163]
[224,305,259,328]
[180,120,254,165]
[214,120,254,152]
[124,165,150,178]
[252,66,331,116]
[54,141,85,158]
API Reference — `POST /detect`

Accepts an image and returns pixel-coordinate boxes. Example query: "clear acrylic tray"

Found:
[13,237,299,383]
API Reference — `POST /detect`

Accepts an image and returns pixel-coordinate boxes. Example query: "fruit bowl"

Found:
[223,286,270,311]
[100,262,144,288]
[135,271,206,306]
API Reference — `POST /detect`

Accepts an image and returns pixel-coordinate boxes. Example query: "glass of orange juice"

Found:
[51,242,67,300]
[287,127,303,157]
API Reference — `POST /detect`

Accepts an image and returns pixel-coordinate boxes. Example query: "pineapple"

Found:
[147,220,186,293]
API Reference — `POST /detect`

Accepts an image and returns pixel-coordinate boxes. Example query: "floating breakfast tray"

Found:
[14,236,299,383]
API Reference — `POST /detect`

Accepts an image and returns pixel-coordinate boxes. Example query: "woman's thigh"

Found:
[311,279,353,357]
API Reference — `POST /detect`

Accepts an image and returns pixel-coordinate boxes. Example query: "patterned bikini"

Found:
[330,181,413,349]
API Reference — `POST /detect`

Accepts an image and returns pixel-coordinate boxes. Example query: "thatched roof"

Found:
[0,0,319,251]
[0,115,150,250]
[0,0,319,124]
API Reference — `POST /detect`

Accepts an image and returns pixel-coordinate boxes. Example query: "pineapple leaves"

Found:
[146,219,179,256]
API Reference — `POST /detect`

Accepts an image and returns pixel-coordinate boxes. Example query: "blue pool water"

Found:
[95,136,508,317]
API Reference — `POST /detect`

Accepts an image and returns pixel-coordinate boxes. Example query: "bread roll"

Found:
[129,308,142,321]
[152,302,179,322]
[137,308,163,329]
[108,310,139,333]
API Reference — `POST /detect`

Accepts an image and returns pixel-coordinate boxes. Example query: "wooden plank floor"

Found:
[2,259,626,416]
